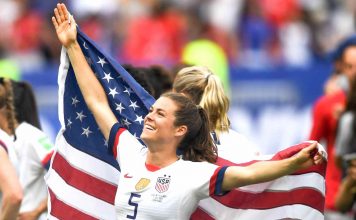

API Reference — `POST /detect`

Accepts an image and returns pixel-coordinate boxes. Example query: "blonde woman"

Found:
[173,66,259,162]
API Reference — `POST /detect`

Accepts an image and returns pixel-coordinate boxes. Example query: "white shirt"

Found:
[0,128,18,206]
[109,123,226,220]
[14,122,54,218]
[216,129,260,163]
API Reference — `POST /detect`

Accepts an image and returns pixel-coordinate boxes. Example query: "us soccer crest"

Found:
[135,178,150,191]
[155,175,171,193]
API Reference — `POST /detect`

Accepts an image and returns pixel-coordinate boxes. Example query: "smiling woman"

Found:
[52,3,324,219]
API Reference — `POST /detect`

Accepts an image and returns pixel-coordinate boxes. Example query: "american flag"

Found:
[46,29,154,220]
[46,29,326,220]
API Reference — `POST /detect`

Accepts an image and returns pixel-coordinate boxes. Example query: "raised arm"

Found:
[0,148,22,220]
[222,142,323,191]
[52,3,117,140]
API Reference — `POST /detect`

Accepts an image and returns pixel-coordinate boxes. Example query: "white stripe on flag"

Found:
[198,199,324,220]
[239,172,325,195]
[56,134,120,184]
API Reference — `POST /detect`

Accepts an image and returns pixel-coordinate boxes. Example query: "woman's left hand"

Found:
[292,141,324,170]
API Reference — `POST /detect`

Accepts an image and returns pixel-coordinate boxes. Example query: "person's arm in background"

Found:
[0,147,22,220]
[335,159,356,212]
[335,113,353,168]
[222,142,323,191]
[52,3,117,140]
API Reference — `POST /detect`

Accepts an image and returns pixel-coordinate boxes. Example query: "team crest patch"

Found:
[155,175,171,193]
[135,178,150,191]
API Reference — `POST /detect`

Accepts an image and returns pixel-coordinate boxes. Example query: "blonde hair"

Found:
[0,78,18,135]
[173,66,230,134]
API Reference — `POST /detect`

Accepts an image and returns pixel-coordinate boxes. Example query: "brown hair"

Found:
[0,78,18,135]
[173,66,230,135]
[162,92,217,163]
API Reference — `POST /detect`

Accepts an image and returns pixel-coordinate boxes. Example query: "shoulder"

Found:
[315,90,346,106]
[340,112,355,124]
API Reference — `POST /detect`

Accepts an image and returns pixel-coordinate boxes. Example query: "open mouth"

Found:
[144,124,156,131]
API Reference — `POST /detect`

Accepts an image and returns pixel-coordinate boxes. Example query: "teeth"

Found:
[145,125,155,130]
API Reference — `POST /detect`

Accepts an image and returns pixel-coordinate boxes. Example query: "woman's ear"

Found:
[175,125,187,137]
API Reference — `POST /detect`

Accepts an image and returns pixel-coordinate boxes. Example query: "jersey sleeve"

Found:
[0,139,8,153]
[108,122,145,168]
[192,162,229,200]
[33,134,54,170]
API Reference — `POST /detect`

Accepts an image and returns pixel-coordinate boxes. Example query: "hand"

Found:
[52,3,77,48]
[17,211,40,220]
[292,142,324,170]
[346,160,356,183]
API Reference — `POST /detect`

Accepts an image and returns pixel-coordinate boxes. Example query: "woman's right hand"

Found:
[52,3,77,48]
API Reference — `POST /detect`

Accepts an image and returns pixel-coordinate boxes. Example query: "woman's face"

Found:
[141,97,181,146]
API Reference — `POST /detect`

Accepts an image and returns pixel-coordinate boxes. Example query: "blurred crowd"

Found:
[0,0,355,78]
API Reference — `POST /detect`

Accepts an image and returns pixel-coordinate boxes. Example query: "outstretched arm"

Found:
[52,3,117,140]
[222,142,323,191]
[0,148,22,220]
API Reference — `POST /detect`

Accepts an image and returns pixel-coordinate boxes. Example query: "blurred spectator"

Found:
[278,9,312,67]
[309,34,356,220]
[120,0,187,67]
[237,0,281,69]
[335,159,356,217]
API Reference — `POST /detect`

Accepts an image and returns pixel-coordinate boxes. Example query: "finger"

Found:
[304,142,317,154]
[51,16,59,29]
[54,8,62,24]
[69,14,76,27]
[57,3,66,22]
[61,3,69,21]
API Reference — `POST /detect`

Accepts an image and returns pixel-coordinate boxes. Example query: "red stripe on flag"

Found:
[212,187,324,213]
[51,153,117,204]
[190,207,215,220]
[48,187,98,220]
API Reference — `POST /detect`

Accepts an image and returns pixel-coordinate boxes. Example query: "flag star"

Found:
[115,102,125,114]
[135,115,144,124]
[103,139,108,147]
[81,126,93,138]
[122,118,131,127]
[129,100,139,111]
[71,96,80,107]
[83,41,89,49]
[76,111,87,122]
[102,72,113,83]
[133,133,139,139]
[67,118,72,128]
[97,56,107,67]
[108,87,119,98]
[123,87,132,96]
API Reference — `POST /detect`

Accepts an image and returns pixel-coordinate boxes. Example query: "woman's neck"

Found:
[146,150,179,168]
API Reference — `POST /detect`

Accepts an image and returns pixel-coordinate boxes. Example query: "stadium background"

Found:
[0,0,354,154]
